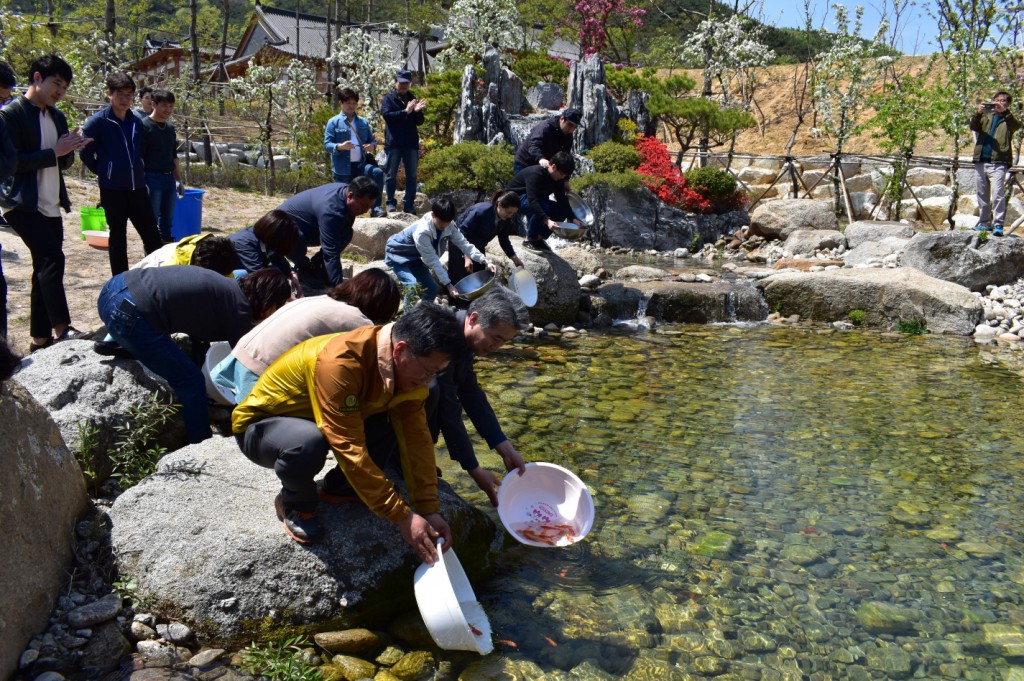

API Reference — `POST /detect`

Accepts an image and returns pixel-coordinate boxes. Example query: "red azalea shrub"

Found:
[634,137,746,214]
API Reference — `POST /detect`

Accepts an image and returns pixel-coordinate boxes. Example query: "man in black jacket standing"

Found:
[380,69,425,215]
[513,108,583,175]
[0,55,91,351]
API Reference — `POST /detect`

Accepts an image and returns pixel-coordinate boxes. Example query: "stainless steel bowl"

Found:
[567,193,595,226]
[551,222,588,240]
[453,270,495,300]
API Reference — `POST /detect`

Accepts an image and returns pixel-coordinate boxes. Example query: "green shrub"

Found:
[419,142,514,195]
[847,309,866,326]
[240,636,321,681]
[897,319,927,335]
[587,141,642,174]
[683,166,748,214]
[572,170,644,194]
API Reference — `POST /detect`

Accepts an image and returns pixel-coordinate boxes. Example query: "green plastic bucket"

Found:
[80,207,107,239]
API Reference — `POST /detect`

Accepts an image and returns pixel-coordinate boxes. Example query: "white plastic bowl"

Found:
[497,462,595,548]
[202,341,236,405]
[413,539,493,654]
[85,230,110,249]
[508,268,538,307]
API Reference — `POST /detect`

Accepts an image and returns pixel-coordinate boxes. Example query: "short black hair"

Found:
[106,72,135,93]
[431,197,457,222]
[0,61,15,89]
[347,176,381,200]
[996,91,1013,104]
[328,267,400,324]
[27,55,73,85]
[139,86,154,97]
[393,301,466,358]
[190,236,240,275]
[338,87,359,103]
[550,151,576,176]
[152,89,175,104]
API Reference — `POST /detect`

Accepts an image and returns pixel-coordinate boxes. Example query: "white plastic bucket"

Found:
[413,539,493,654]
[202,341,235,405]
[496,462,595,548]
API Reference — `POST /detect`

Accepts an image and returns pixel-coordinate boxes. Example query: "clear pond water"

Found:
[429,324,1024,679]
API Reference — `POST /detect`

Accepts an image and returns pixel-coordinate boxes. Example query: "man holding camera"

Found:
[971,92,1021,237]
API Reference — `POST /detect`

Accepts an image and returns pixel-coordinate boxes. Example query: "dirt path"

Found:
[1,177,285,355]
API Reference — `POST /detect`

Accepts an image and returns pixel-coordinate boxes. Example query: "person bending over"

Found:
[211,267,400,402]
[232,301,465,561]
[449,190,523,285]
[385,197,495,306]
[97,267,291,443]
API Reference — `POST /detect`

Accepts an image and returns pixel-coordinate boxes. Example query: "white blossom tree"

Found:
[328,27,404,129]
[437,0,524,70]
[813,5,888,154]
[232,59,319,193]
[812,5,887,214]
[678,13,776,162]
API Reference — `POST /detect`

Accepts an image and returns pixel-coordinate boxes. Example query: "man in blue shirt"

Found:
[324,88,386,217]
[380,69,425,215]
[81,72,163,274]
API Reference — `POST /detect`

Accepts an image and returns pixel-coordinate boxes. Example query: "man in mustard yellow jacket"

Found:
[233,302,465,562]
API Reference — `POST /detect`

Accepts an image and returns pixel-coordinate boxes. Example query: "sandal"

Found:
[29,337,54,353]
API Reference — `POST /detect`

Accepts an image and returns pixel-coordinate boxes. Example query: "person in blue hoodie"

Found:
[324,88,386,217]
[380,69,425,215]
[81,72,163,275]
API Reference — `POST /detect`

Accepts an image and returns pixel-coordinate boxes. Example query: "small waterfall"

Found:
[613,291,656,331]
[724,291,737,323]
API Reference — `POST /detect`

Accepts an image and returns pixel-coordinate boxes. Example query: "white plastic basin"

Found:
[413,539,493,654]
[202,341,235,405]
[497,462,595,548]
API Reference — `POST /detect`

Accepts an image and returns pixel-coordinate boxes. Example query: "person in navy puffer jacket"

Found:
[81,72,163,275]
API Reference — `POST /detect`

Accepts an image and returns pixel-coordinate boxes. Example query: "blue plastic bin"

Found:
[172,189,205,240]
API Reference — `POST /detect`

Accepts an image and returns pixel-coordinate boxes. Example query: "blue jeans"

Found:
[519,194,568,240]
[385,147,419,213]
[146,172,177,241]
[387,258,438,306]
[97,275,212,443]
[334,161,385,212]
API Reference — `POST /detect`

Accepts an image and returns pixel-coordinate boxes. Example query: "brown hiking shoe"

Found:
[274,493,323,544]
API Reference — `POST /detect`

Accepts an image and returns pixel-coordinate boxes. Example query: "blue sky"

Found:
[755,0,939,55]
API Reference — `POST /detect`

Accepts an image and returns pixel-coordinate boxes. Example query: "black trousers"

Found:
[7,210,70,339]
[100,187,163,275]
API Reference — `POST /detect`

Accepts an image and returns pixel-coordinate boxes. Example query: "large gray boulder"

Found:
[14,340,185,481]
[581,185,747,251]
[566,55,617,151]
[783,229,845,256]
[898,231,1024,292]
[555,246,603,276]
[842,237,910,267]
[844,221,916,249]
[485,237,581,326]
[526,83,564,111]
[0,379,88,681]
[590,280,768,324]
[350,216,413,260]
[107,437,500,646]
[758,267,983,334]
[748,199,838,241]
